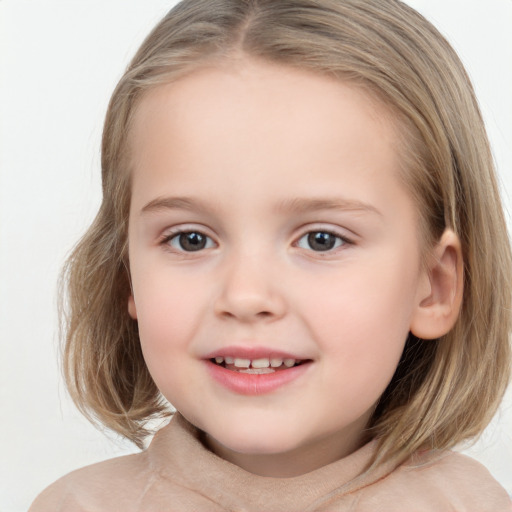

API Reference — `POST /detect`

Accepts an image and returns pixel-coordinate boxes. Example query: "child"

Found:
[30,0,512,510]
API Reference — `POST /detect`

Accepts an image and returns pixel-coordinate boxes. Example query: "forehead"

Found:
[130,60,400,150]
[128,59,407,212]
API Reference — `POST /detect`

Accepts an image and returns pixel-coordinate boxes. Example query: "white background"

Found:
[0,1,511,510]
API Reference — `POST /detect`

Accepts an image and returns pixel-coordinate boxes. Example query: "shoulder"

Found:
[361,450,512,512]
[28,451,151,512]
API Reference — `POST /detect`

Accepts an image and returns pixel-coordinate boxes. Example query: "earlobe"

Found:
[410,229,464,340]
[128,295,138,319]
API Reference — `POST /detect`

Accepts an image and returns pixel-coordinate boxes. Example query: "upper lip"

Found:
[203,345,310,361]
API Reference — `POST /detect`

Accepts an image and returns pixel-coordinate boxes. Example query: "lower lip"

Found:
[205,360,311,395]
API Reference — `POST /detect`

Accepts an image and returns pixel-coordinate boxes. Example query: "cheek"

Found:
[133,280,204,405]
[300,258,418,382]
[133,276,207,362]
[306,260,416,335]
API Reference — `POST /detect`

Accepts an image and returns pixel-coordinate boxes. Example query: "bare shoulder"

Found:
[28,451,151,512]
[376,449,512,511]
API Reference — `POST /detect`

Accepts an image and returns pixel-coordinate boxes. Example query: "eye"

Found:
[296,231,347,252]
[165,231,215,252]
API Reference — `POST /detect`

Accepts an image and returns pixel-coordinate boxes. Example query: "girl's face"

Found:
[127,59,432,477]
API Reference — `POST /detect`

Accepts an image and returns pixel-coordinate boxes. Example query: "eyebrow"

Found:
[140,196,382,217]
[275,197,382,217]
[141,196,216,215]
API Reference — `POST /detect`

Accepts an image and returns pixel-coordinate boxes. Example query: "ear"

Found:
[410,229,463,340]
[128,294,138,320]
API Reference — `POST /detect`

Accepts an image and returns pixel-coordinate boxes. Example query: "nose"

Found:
[214,250,287,323]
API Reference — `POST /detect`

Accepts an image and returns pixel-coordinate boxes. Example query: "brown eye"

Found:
[297,231,345,252]
[168,231,214,252]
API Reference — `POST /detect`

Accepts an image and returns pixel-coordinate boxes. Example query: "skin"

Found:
[127,58,460,477]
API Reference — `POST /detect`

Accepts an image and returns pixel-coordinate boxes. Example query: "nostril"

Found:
[214,285,287,322]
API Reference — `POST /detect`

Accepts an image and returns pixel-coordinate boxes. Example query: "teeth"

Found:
[251,358,270,369]
[239,368,275,374]
[213,356,301,369]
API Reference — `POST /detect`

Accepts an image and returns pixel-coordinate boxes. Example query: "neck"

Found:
[203,420,371,478]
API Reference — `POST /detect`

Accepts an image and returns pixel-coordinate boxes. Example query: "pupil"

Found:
[308,232,335,251]
[180,232,206,251]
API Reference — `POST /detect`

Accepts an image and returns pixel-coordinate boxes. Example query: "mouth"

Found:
[209,356,308,374]
[205,349,313,395]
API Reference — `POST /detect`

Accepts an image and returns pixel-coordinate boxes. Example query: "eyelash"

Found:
[295,230,351,253]
[159,228,353,254]
[160,230,216,253]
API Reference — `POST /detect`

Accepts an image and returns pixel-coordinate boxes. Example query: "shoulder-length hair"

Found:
[62,0,511,468]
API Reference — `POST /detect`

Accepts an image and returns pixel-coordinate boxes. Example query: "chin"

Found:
[209,419,301,455]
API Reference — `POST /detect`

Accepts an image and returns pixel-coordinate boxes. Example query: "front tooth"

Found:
[215,357,224,364]
[284,358,296,368]
[224,356,234,364]
[234,358,251,368]
[251,358,270,368]
[270,358,283,367]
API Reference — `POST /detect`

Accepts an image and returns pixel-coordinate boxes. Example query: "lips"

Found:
[204,346,312,395]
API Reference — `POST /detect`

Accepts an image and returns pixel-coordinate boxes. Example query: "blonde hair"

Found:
[62,0,511,468]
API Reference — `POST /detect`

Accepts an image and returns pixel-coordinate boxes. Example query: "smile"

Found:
[210,356,306,374]
[205,350,312,395]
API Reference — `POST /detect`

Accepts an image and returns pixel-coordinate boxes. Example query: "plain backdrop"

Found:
[1,1,511,510]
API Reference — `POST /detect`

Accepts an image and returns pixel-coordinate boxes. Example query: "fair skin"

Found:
[127,59,462,477]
